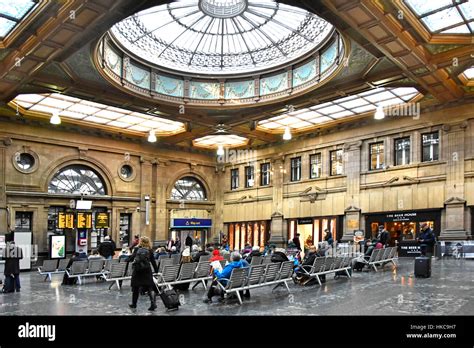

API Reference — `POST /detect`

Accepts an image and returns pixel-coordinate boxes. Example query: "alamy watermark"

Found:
[3,243,38,262]
[384,102,421,120]
[217,148,257,165]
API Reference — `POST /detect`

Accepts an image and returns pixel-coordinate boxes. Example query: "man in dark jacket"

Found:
[418,223,435,256]
[185,234,193,249]
[292,233,302,251]
[98,236,115,260]
[379,225,390,247]
[2,241,23,293]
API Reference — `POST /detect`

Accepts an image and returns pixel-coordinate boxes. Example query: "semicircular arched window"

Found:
[170,176,207,201]
[48,165,106,195]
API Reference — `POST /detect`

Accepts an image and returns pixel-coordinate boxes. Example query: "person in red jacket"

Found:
[210,249,224,262]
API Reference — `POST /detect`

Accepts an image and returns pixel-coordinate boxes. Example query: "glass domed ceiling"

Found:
[110,0,334,75]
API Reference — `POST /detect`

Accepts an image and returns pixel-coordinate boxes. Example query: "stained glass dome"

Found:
[110,0,334,75]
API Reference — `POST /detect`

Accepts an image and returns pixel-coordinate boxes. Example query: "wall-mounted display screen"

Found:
[50,235,66,259]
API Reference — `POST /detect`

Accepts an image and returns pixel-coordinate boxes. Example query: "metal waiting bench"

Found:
[37,258,70,281]
[105,262,130,290]
[65,259,109,285]
[365,247,398,272]
[297,256,353,286]
[216,261,294,305]
[155,261,213,290]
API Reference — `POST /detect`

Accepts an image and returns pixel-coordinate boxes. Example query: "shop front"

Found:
[364,209,441,257]
[170,218,212,251]
[226,221,269,251]
[287,216,342,251]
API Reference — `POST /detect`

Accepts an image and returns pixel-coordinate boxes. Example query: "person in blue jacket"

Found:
[204,251,244,303]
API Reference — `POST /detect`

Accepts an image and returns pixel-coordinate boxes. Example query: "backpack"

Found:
[133,248,151,272]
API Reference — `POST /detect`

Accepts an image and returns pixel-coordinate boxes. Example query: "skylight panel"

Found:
[84,116,109,124]
[318,105,344,115]
[460,2,474,20]
[68,104,100,115]
[422,7,464,32]
[404,0,453,16]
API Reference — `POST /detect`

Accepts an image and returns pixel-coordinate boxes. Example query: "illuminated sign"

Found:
[95,213,109,228]
[77,212,92,229]
[171,218,212,229]
[58,213,74,229]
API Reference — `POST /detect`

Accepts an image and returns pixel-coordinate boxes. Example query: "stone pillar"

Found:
[155,160,169,241]
[269,156,286,247]
[139,156,154,239]
[341,141,362,241]
[213,165,225,242]
[441,122,469,240]
[0,138,11,233]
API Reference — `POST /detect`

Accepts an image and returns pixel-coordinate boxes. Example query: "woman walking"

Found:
[126,236,159,311]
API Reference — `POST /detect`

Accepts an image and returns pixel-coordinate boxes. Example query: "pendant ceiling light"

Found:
[374,106,385,120]
[50,111,61,125]
[148,129,157,142]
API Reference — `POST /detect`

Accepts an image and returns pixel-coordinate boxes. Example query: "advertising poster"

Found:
[50,235,66,259]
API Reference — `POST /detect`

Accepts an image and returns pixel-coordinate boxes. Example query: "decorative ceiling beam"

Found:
[320,0,465,103]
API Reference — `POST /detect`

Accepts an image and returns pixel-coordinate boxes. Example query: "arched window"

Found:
[170,176,207,201]
[48,165,106,195]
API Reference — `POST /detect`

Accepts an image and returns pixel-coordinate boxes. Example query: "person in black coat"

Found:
[292,233,302,251]
[245,246,262,264]
[185,234,193,249]
[2,241,23,293]
[62,252,82,285]
[126,236,159,311]
[295,246,326,285]
[98,236,115,260]
[271,248,289,263]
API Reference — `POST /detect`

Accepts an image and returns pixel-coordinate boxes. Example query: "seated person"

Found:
[62,252,82,285]
[204,251,244,304]
[271,248,289,263]
[118,247,131,262]
[192,247,210,262]
[352,240,375,271]
[245,246,262,264]
[210,249,224,263]
[294,246,324,285]
[242,244,252,258]
[181,246,192,263]
[153,247,167,260]
[88,249,104,260]
[168,246,178,256]
[190,245,199,260]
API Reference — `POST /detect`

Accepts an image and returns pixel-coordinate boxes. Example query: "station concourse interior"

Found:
[0,0,473,316]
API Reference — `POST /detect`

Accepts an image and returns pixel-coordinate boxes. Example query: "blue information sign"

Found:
[171,218,212,229]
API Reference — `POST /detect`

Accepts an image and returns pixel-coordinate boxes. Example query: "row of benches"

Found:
[215,261,294,305]
[105,260,213,290]
[38,258,120,283]
[297,256,353,286]
[365,247,398,272]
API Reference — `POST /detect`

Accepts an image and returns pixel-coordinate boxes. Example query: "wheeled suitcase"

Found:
[153,277,180,311]
[414,257,431,278]
[159,288,180,311]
